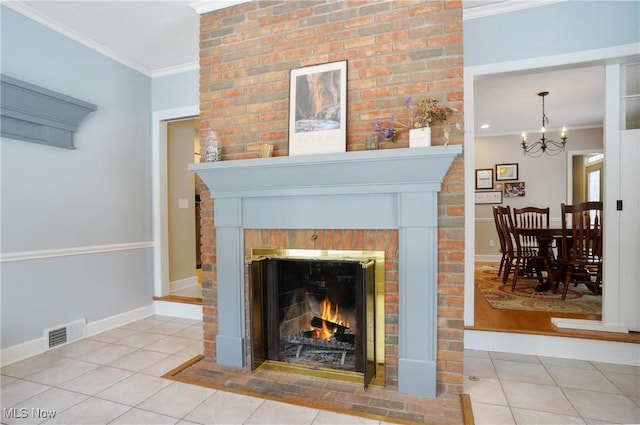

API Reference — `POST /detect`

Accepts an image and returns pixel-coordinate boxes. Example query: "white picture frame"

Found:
[288,60,347,156]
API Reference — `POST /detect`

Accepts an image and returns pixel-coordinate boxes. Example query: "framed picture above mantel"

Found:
[288,60,347,156]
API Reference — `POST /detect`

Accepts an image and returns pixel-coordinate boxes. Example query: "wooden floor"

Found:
[469,263,640,344]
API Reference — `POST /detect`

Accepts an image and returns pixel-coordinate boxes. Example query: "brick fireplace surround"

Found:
[192,0,466,407]
[192,147,461,400]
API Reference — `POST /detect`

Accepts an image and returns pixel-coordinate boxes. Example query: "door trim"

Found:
[152,106,199,297]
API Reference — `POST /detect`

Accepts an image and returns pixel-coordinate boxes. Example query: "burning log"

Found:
[311,316,349,334]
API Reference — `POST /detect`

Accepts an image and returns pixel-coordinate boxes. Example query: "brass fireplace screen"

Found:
[250,249,385,389]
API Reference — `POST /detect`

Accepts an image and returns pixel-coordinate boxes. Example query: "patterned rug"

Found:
[475,265,602,315]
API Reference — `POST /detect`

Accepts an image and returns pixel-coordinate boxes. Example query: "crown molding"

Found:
[463,0,567,20]
[4,2,152,77]
[151,61,200,78]
[189,0,250,15]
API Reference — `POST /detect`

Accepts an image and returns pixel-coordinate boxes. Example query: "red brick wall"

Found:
[199,0,464,395]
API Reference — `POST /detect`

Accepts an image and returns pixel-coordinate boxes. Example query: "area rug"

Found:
[475,265,602,315]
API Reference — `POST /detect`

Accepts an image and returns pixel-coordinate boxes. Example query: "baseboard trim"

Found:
[154,300,202,320]
[1,304,155,368]
[465,329,640,366]
[551,317,630,333]
[170,276,199,292]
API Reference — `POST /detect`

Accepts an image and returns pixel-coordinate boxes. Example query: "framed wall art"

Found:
[475,191,503,204]
[495,163,518,181]
[288,60,347,156]
[503,181,526,198]
[475,168,494,190]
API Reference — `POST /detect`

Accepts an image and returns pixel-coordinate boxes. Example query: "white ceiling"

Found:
[6,0,608,137]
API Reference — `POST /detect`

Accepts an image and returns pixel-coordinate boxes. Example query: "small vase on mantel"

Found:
[409,127,431,148]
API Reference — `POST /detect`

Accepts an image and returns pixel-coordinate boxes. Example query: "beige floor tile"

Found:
[148,322,192,336]
[58,365,134,395]
[563,387,640,424]
[137,381,215,418]
[464,357,497,379]
[173,340,204,358]
[184,390,263,424]
[109,407,179,424]
[75,343,136,365]
[464,376,509,406]
[538,356,596,370]
[1,375,17,386]
[24,357,98,386]
[244,400,319,425]
[592,361,640,375]
[599,369,640,398]
[1,354,61,379]
[88,327,138,343]
[140,354,194,377]
[489,352,541,364]
[511,407,585,424]
[116,331,167,349]
[144,336,195,354]
[121,318,167,331]
[106,349,170,372]
[2,387,87,425]
[179,325,205,340]
[47,339,106,359]
[43,397,130,425]
[96,373,172,406]
[0,380,51,411]
[501,381,578,417]
[546,365,622,394]
[464,349,491,359]
[494,359,555,385]
[471,402,515,425]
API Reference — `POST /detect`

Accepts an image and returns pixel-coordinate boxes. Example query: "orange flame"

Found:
[314,296,349,340]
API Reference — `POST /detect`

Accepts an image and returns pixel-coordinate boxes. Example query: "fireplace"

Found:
[250,249,385,388]
[190,146,461,397]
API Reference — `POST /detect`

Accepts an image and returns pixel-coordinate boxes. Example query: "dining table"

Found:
[515,227,563,292]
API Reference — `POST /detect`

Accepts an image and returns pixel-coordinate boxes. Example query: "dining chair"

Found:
[558,202,603,300]
[513,206,552,275]
[492,206,508,277]
[495,206,553,291]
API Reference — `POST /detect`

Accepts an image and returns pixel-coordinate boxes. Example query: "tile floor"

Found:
[1,315,638,424]
[464,349,640,425]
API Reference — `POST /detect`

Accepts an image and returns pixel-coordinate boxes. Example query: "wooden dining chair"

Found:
[495,206,553,291]
[492,206,508,277]
[558,202,603,300]
[513,206,552,275]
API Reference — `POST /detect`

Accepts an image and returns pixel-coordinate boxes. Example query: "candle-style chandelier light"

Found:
[520,91,567,157]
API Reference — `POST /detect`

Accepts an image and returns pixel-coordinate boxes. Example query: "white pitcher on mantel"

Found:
[409,127,431,148]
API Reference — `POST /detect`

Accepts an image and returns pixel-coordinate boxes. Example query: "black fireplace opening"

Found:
[251,255,376,388]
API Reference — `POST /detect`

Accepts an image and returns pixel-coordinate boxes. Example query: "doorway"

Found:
[167,118,202,298]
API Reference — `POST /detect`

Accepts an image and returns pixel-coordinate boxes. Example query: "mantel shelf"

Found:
[190,145,462,198]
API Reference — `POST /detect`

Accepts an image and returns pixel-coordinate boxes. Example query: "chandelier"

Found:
[520,91,567,157]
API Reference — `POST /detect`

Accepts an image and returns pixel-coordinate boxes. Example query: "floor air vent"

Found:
[44,319,86,350]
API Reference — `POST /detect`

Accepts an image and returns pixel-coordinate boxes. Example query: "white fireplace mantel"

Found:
[190,145,462,397]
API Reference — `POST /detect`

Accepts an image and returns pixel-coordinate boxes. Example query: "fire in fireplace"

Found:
[250,249,385,389]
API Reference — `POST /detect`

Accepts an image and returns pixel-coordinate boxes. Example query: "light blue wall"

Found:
[464,0,640,67]
[1,6,154,348]
[152,70,199,112]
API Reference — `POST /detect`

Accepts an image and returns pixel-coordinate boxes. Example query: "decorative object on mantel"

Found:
[204,130,221,162]
[260,143,274,158]
[521,91,567,157]
[288,60,347,156]
[374,96,459,146]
